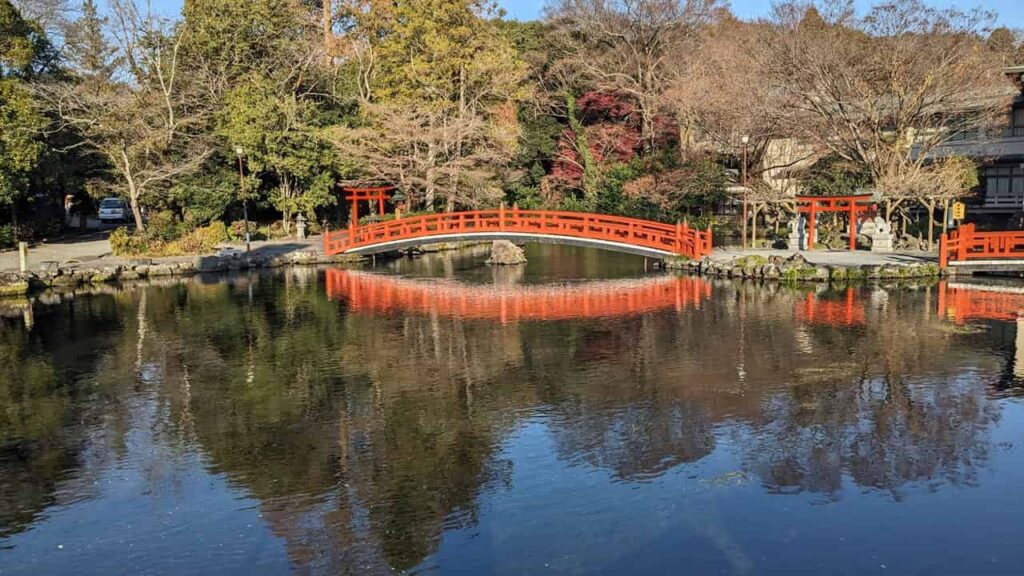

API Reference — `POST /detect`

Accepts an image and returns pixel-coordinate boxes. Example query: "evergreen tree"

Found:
[0,0,52,236]
[62,0,118,90]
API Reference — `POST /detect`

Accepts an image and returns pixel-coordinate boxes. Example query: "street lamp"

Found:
[741,135,750,249]
[235,146,251,256]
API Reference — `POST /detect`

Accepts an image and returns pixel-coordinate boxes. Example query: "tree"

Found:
[218,77,338,232]
[545,0,720,152]
[10,0,72,37]
[186,0,346,231]
[0,0,54,235]
[760,0,1012,224]
[62,0,119,91]
[0,78,47,222]
[987,27,1018,65]
[40,0,208,231]
[182,0,321,101]
[665,14,794,167]
[2,0,58,79]
[332,0,529,212]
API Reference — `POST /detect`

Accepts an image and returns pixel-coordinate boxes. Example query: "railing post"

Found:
[706,225,713,258]
[499,203,506,231]
[675,221,683,254]
[957,224,971,262]
[938,232,948,268]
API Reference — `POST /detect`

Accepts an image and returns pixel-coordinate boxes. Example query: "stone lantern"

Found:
[296,213,308,240]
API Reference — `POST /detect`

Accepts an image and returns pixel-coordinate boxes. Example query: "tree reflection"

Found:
[0,272,1016,572]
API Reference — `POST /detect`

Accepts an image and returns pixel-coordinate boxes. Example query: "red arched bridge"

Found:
[323,208,713,260]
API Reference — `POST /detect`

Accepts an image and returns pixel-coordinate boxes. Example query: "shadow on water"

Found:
[2,246,1024,574]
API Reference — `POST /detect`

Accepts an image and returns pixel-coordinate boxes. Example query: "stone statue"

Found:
[788,216,807,251]
[869,216,893,253]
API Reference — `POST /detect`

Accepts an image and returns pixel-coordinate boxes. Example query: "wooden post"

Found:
[957,224,972,262]
[18,242,28,272]
[808,204,817,251]
[676,221,683,254]
[848,205,857,251]
[499,203,506,231]
[351,198,359,228]
[938,232,948,268]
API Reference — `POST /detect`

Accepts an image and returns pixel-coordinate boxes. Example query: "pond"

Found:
[1,244,1023,575]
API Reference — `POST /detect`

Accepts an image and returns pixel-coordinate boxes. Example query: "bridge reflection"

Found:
[938,281,1024,323]
[795,288,866,327]
[938,281,1024,381]
[325,269,712,322]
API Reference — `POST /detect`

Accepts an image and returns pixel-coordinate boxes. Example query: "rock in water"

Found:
[485,240,527,265]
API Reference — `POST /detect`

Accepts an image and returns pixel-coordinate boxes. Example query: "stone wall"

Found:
[0,250,363,297]
[664,254,942,282]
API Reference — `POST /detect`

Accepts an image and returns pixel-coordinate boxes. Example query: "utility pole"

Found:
[236,146,251,257]
[741,135,750,249]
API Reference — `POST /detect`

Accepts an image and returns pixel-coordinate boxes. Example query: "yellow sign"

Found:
[952,201,966,221]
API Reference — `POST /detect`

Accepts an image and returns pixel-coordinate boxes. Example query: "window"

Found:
[984,165,1024,206]
[100,199,123,209]
[1003,108,1024,138]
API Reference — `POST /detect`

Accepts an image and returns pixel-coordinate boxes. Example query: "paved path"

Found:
[3,233,938,273]
[0,233,326,272]
[0,232,114,271]
[708,247,936,267]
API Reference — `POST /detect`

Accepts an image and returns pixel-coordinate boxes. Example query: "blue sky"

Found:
[144,0,1023,28]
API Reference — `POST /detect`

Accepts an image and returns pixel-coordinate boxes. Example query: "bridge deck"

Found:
[947,260,1024,274]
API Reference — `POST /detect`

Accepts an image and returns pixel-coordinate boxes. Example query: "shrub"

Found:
[735,255,769,268]
[0,225,14,250]
[166,221,228,255]
[265,221,288,239]
[109,227,145,256]
[110,222,228,257]
[147,211,185,242]
[228,220,263,242]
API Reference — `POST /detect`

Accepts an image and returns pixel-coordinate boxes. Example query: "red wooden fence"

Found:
[939,223,1024,267]
[323,208,713,260]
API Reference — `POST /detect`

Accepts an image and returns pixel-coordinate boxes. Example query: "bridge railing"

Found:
[939,223,1024,267]
[323,208,713,259]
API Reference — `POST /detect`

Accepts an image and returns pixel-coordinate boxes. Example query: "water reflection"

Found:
[938,280,1024,323]
[326,269,711,322]
[1,254,1023,574]
[795,288,865,326]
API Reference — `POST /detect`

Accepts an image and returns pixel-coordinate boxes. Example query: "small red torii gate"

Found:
[343,185,394,228]
[795,194,877,251]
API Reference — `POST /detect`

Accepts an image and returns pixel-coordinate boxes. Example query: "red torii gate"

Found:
[796,194,877,251]
[343,185,394,228]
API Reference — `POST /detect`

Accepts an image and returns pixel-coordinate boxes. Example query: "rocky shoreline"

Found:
[0,249,364,297]
[664,253,942,281]
[0,240,501,298]
[2,244,950,298]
